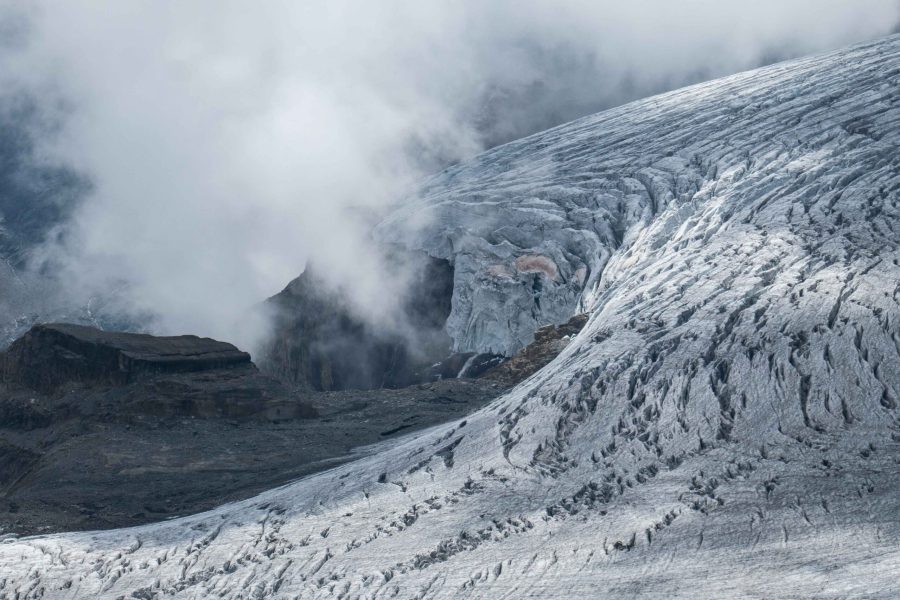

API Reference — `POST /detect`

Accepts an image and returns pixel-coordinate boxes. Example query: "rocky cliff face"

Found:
[0,323,310,420]
[2,323,252,393]
[2,35,900,599]
[260,255,455,391]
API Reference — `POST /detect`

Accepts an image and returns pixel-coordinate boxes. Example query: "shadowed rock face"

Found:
[260,251,585,391]
[0,323,318,534]
[261,256,455,391]
[2,323,251,394]
[0,323,310,422]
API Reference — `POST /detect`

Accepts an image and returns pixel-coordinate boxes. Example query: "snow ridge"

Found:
[2,34,900,599]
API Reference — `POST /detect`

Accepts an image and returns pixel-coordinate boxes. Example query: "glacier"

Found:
[1,34,900,599]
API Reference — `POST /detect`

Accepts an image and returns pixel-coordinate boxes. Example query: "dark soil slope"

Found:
[0,324,504,535]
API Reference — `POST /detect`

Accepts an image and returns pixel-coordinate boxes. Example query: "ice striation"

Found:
[2,35,900,599]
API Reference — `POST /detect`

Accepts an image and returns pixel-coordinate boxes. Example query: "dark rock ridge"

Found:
[0,323,505,535]
[261,255,456,391]
[2,323,251,393]
[0,323,312,421]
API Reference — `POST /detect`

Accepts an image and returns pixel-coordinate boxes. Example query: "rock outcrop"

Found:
[480,313,589,384]
[2,323,251,393]
[0,323,312,420]
[261,256,455,391]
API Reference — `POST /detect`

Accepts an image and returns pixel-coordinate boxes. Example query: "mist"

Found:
[1,0,898,350]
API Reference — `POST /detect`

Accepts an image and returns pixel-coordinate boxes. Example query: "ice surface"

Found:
[2,34,900,599]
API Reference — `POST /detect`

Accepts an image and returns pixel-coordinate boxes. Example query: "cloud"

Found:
[1,0,897,350]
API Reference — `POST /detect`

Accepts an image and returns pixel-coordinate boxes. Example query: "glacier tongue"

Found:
[3,35,900,599]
